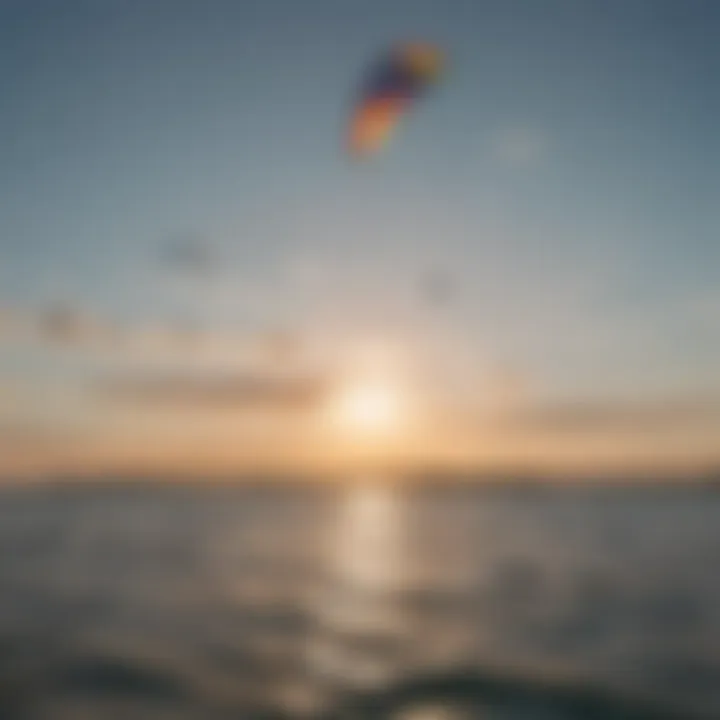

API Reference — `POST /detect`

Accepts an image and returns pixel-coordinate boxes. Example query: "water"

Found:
[0,480,718,719]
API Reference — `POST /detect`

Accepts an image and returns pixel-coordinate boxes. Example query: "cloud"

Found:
[161,232,222,278]
[36,304,120,348]
[0,421,80,450]
[255,329,304,366]
[1,302,131,352]
[95,370,331,412]
[500,394,720,436]
[0,302,264,360]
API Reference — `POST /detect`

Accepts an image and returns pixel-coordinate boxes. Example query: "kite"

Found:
[346,42,445,159]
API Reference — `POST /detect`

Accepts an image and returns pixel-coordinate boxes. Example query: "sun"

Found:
[336,382,401,434]
[327,377,406,439]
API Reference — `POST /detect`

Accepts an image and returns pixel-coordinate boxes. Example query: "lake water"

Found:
[0,480,718,719]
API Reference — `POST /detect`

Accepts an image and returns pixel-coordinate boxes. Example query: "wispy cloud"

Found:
[95,370,331,412]
[160,232,223,278]
[0,303,263,361]
[36,304,120,349]
[500,394,720,436]
[1,303,123,350]
[0,420,81,451]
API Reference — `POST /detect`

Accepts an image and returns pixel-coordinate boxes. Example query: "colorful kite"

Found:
[347,42,445,159]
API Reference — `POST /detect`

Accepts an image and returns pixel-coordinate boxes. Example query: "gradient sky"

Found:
[1,0,719,477]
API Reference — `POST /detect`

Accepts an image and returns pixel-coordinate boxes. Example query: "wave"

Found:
[325,669,712,720]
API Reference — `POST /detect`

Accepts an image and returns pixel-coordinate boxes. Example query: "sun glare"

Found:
[330,378,405,438]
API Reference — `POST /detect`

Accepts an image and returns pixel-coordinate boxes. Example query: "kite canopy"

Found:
[347,42,445,159]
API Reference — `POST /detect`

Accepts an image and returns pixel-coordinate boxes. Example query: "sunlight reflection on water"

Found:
[303,480,410,710]
[0,482,718,719]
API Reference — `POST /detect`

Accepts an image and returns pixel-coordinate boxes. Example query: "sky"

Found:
[1,0,719,478]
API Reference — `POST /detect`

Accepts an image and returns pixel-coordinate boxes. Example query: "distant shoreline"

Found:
[2,470,720,493]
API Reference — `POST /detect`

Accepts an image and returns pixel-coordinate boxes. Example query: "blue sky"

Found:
[1,0,719,475]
